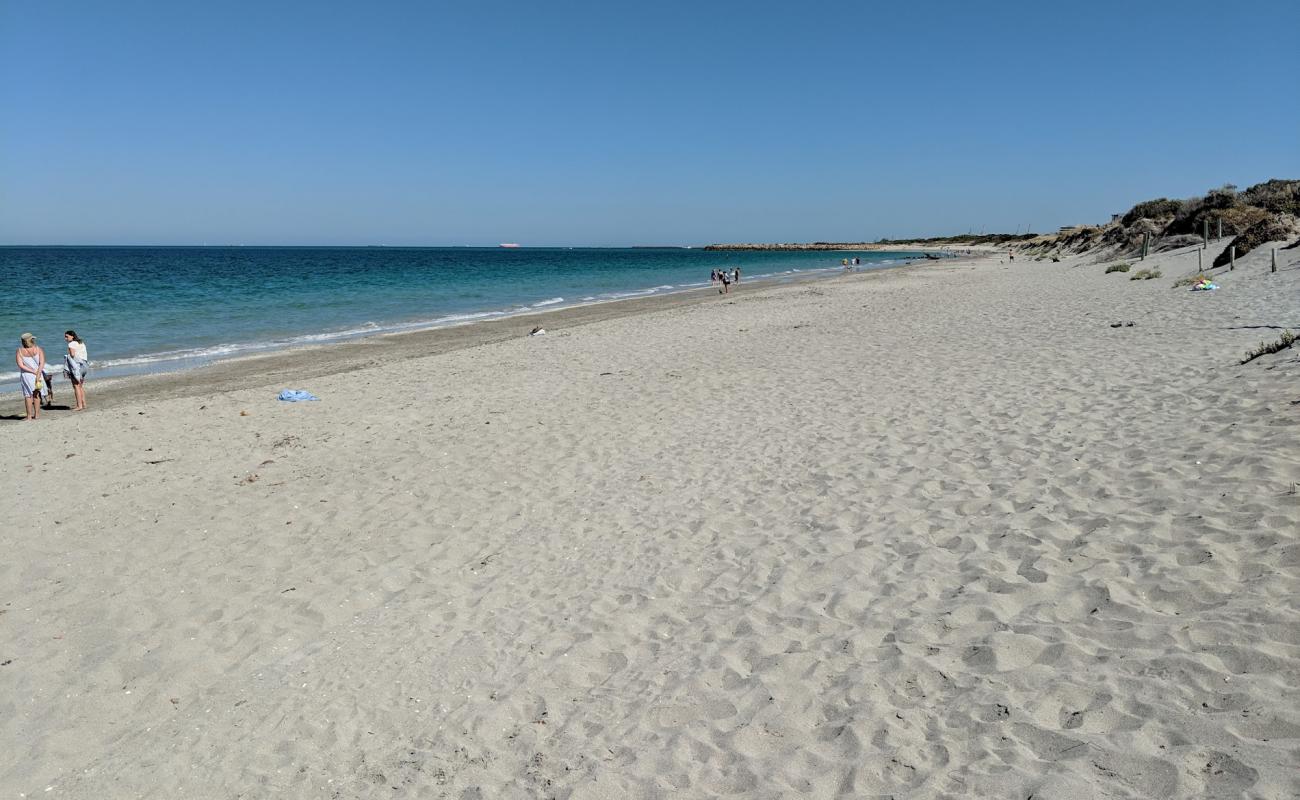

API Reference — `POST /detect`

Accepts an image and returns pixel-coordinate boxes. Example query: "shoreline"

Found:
[0,249,925,387]
[2,256,947,415]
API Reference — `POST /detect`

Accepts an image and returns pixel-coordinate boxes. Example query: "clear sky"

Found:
[2,0,1297,246]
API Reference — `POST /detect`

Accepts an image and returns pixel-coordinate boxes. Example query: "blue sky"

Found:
[2,0,1297,246]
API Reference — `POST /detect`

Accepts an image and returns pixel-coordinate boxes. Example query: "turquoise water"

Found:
[0,247,922,381]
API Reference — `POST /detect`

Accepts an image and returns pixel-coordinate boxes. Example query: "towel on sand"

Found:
[277,389,320,402]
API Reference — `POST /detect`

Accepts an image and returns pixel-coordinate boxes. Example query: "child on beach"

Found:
[40,363,55,409]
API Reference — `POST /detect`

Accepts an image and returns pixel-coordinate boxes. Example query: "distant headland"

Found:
[702,233,1038,251]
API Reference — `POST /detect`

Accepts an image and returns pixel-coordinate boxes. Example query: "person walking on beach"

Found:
[734,267,741,285]
[720,269,731,294]
[15,333,46,421]
[64,330,89,411]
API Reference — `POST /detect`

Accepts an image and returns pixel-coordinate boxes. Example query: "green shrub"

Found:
[1129,269,1161,280]
[1164,185,1241,235]
[1105,263,1131,273]
[1122,198,1183,226]
[1171,274,1205,288]
[1215,205,1271,236]
[1240,179,1300,216]
[1241,330,1297,364]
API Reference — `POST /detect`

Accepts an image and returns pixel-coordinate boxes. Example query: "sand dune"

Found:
[2,243,1298,798]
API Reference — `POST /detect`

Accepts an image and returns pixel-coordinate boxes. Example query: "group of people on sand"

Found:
[15,331,90,420]
[710,267,741,294]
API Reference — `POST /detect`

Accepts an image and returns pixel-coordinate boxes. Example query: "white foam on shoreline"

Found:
[0,261,902,386]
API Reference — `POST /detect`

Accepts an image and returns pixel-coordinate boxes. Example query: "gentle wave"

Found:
[2,303,556,382]
[600,288,657,300]
[1,257,908,386]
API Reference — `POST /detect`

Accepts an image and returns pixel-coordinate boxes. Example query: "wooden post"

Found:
[1202,219,1209,246]
[1216,218,1222,240]
[1273,248,1279,273]
[1141,232,1149,260]
[1198,247,1203,273]
[1230,246,1236,270]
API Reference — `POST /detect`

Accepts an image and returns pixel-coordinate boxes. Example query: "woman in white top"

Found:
[15,333,46,420]
[64,330,89,411]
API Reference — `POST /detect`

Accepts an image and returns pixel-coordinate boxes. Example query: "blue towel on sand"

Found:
[277,389,320,402]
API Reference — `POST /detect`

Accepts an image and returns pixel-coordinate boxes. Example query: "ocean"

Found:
[0,246,920,382]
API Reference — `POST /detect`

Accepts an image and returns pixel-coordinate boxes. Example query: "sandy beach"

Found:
[2,244,1298,798]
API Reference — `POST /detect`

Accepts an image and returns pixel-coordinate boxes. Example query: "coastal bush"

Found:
[1241,330,1297,364]
[1212,215,1295,267]
[872,233,1038,246]
[1171,274,1205,288]
[1240,179,1300,216]
[1056,226,1105,252]
[1169,204,1268,240]
[1090,218,1164,258]
[1122,198,1183,226]
[1214,205,1271,236]
[1105,263,1131,273]
[1129,268,1161,280]
[1164,185,1241,236]
[872,178,1296,266]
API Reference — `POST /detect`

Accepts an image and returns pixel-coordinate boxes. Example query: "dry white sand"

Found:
[2,243,1298,799]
